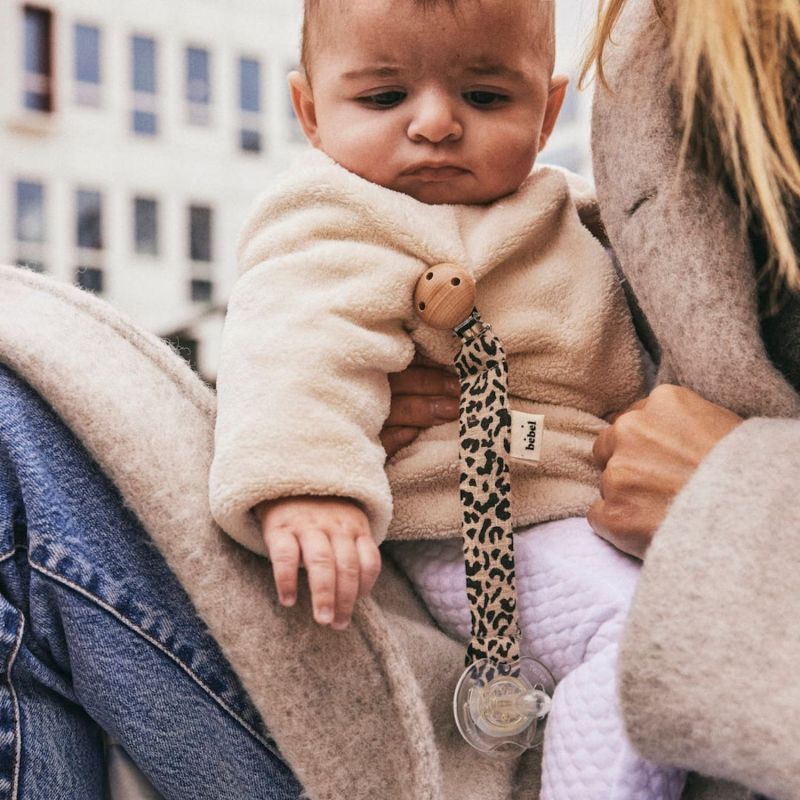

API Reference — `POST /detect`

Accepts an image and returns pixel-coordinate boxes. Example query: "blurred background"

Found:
[1,0,599,382]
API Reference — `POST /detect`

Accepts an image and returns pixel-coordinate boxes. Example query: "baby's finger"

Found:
[330,535,361,630]
[263,527,300,607]
[299,529,336,626]
[356,535,382,597]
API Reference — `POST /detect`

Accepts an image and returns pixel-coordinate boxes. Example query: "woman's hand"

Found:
[588,385,743,558]
[380,362,460,457]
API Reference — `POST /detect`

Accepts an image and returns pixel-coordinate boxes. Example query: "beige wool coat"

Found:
[210,151,644,553]
[593,1,800,799]
[2,1,798,797]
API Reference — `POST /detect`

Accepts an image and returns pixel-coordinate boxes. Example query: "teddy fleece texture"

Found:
[210,151,645,552]
[592,1,800,798]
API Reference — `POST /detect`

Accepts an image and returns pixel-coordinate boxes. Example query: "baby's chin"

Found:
[393,181,519,206]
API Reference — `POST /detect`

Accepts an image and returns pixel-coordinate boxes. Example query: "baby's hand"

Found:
[257,496,381,630]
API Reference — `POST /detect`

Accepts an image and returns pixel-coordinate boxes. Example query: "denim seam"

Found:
[29,561,282,760]
[4,613,24,800]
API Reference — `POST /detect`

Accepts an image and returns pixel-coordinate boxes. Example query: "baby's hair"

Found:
[302,0,458,75]
[301,0,553,78]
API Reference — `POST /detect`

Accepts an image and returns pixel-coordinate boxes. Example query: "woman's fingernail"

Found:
[281,594,296,607]
[331,618,350,631]
[447,377,461,394]
[434,398,458,420]
[316,607,334,624]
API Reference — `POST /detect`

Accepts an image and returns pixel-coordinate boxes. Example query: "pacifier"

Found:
[453,656,554,757]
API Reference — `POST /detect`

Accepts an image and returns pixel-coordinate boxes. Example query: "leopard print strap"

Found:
[454,310,521,667]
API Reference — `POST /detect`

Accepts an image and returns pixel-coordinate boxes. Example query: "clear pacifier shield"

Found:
[453,657,555,757]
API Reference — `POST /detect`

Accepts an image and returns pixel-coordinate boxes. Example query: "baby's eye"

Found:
[464,91,509,108]
[358,91,406,109]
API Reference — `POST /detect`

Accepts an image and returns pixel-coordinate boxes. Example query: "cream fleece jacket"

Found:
[210,151,645,552]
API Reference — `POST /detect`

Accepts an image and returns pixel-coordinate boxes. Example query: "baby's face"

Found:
[292,0,563,205]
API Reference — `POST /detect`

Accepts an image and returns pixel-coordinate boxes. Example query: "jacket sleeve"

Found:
[618,418,800,800]
[209,178,421,554]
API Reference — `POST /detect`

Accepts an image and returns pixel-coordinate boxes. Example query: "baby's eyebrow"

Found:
[463,65,527,82]
[341,66,404,80]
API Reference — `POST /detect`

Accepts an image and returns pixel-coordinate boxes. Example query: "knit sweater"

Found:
[210,151,645,553]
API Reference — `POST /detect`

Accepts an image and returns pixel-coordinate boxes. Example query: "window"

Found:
[75,266,104,292]
[74,24,101,106]
[189,205,213,302]
[23,7,53,112]
[190,279,213,303]
[131,36,158,135]
[239,57,262,153]
[189,205,212,262]
[133,197,159,255]
[15,180,46,271]
[76,189,103,249]
[16,259,45,273]
[164,333,200,372]
[186,47,211,125]
[15,181,45,243]
[75,189,104,293]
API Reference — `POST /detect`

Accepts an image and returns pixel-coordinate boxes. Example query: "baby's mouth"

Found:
[402,165,469,181]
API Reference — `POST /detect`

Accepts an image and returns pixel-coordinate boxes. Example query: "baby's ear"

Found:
[539,74,569,152]
[288,71,320,146]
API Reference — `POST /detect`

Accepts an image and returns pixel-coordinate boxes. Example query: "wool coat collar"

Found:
[591,0,800,420]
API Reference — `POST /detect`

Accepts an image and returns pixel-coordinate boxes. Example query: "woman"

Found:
[588,1,800,797]
[388,0,800,797]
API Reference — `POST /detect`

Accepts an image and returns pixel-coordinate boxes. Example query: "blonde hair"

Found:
[582,0,800,297]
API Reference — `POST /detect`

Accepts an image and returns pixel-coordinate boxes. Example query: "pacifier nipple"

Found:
[471,676,552,737]
[453,657,555,757]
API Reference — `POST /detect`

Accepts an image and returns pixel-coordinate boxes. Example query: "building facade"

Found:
[1,0,595,381]
[1,0,307,378]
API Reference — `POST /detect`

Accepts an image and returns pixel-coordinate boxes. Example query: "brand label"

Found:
[510,412,545,462]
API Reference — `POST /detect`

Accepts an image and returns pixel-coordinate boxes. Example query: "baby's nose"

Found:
[407,91,463,144]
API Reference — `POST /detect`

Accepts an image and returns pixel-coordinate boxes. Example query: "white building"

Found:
[1,0,307,378]
[1,0,596,381]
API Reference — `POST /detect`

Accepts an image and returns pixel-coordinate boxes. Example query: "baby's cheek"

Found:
[499,136,540,182]
[330,134,399,188]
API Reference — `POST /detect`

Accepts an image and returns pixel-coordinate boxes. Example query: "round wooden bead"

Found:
[413,263,476,330]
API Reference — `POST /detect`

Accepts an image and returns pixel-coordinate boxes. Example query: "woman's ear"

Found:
[288,71,320,146]
[539,74,569,152]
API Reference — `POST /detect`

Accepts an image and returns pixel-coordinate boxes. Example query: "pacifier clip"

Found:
[414,263,554,757]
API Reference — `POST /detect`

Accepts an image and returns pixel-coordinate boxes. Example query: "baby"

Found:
[264,0,569,627]
[211,0,685,797]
